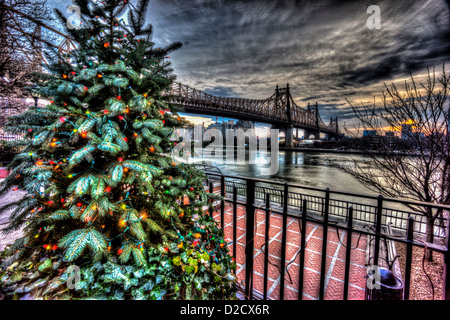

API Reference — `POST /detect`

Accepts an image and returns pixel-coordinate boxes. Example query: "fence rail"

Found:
[202,171,450,300]
[207,175,448,241]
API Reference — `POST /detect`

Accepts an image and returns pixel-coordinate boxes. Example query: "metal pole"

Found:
[319,188,330,300]
[245,179,256,300]
[404,217,414,300]
[220,175,225,230]
[444,212,450,299]
[279,182,289,300]
[263,193,271,300]
[343,206,353,300]
[373,195,384,268]
[298,199,308,300]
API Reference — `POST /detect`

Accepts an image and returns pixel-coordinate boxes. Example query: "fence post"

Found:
[232,186,237,267]
[445,212,450,300]
[343,206,353,300]
[220,175,225,230]
[209,182,214,216]
[280,182,289,300]
[319,188,330,300]
[263,193,271,300]
[404,216,414,300]
[298,199,308,300]
[245,179,256,300]
[373,195,384,268]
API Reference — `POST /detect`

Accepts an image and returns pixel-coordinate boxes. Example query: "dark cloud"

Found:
[204,86,241,98]
[46,0,450,126]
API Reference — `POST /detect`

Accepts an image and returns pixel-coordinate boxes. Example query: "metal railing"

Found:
[202,171,450,300]
[207,176,448,241]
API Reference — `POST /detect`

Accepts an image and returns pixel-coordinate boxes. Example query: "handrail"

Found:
[204,170,450,210]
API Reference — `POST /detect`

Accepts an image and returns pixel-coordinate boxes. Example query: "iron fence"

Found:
[211,177,447,241]
[202,171,450,300]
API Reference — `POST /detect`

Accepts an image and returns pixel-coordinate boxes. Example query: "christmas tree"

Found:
[0,0,237,300]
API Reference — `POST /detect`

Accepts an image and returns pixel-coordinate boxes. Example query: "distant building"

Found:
[205,120,235,137]
[384,131,396,149]
[234,120,254,130]
[363,130,377,137]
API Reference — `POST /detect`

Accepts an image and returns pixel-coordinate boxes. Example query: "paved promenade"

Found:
[214,202,368,300]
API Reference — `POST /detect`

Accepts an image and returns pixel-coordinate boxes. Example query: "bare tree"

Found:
[333,66,450,260]
[0,0,60,98]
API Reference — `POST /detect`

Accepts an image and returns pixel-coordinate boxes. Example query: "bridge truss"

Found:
[167,82,341,136]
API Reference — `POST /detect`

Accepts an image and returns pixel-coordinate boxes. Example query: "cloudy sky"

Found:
[48,0,450,131]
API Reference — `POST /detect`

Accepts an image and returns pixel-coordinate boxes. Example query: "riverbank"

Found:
[280,146,422,157]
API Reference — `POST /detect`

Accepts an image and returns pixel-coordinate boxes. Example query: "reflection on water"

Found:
[202,150,376,195]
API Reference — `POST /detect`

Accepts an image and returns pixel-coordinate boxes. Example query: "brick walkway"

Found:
[213,202,368,300]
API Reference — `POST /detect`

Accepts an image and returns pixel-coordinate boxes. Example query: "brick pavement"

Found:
[214,202,368,300]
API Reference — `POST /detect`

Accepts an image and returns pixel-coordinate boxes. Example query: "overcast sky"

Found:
[47,0,450,130]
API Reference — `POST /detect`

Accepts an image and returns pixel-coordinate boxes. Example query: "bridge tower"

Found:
[304,102,320,140]
[284,83,296,149]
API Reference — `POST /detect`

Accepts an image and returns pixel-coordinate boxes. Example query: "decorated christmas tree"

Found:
[0,0,237,300]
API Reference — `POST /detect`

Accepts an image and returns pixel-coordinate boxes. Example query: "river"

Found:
[201,150,376,196]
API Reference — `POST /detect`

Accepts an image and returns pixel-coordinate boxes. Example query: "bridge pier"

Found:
[271,124,299,149]
[285,125,295,148]
[305,129,320,140]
